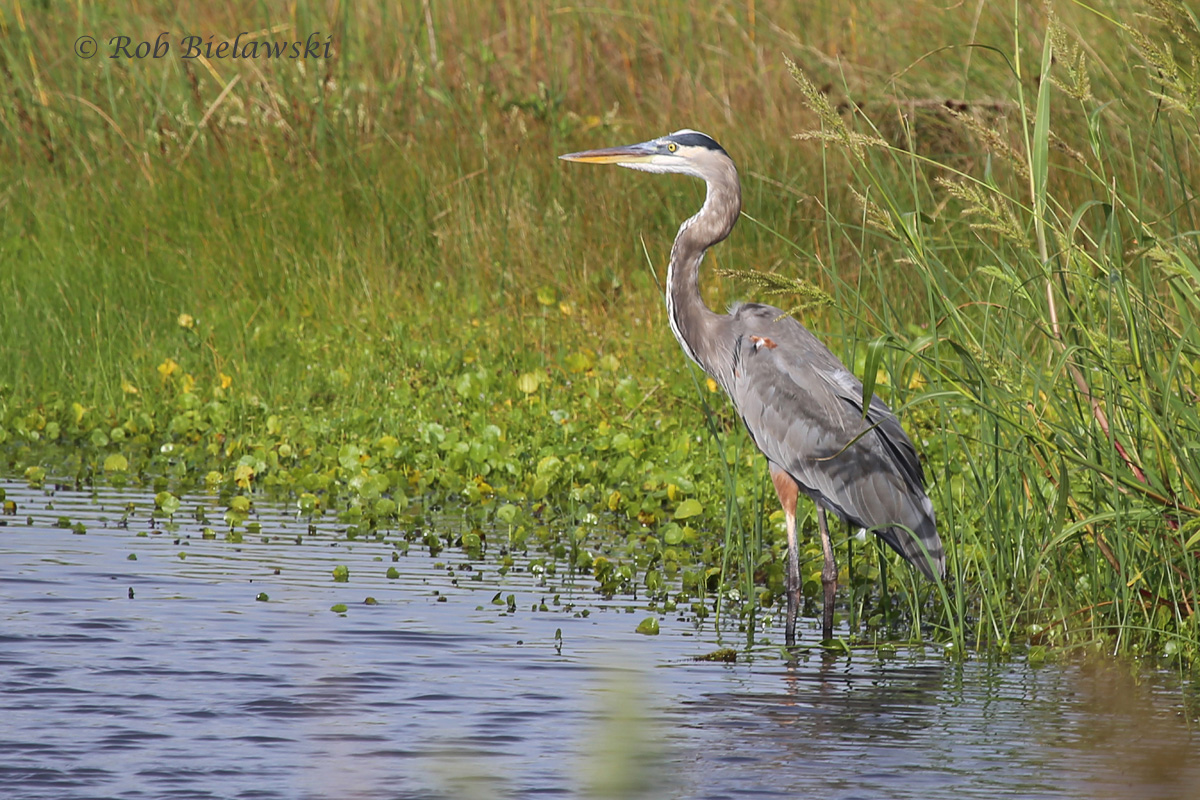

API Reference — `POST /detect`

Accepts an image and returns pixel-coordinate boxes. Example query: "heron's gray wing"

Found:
[726,304,944,578]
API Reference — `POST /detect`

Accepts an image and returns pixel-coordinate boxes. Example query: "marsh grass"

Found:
[763,1,1200,655]
[2,0,1199,661]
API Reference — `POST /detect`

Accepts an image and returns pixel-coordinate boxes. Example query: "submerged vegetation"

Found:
[2,1,1199,663]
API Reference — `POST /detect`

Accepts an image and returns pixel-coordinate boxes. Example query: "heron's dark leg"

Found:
[817,506,837,641]
[770,469,801,647]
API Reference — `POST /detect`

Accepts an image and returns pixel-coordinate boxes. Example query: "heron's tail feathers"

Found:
[874,496,944,581]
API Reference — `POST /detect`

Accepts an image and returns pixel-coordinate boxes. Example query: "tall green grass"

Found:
[2,0,1198,659]
[762,1,1200,655]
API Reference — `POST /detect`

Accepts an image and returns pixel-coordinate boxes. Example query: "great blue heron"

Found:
[560,129,945,644]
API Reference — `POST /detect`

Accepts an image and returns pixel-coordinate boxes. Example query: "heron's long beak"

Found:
[558,140,657,165]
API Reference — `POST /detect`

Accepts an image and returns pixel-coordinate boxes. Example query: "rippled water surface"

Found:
[2,479,1198,799]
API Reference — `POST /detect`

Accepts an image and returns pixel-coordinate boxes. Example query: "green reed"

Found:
[772,0,1200,656]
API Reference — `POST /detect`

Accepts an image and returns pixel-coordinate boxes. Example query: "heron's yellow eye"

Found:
[667,142,677,152]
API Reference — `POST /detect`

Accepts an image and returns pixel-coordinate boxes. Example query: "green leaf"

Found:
[635,617,660,635]
[536,455,563,481]
[860,334,893,418]
[1181,517,1200,551]
[674,499,702,520]
[1031,30,1053,262]
[155,491,181,515]
[422,86,451,107]
[355,472,389,499]
[1053,456,1070,536]
[338,444,363,470]
[517,372,541,394]
[564,351,594,373]
[103,453,129,472]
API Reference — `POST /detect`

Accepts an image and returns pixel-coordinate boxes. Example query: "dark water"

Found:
[2,479,1198,799]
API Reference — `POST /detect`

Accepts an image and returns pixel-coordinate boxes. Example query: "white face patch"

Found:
[619,154,705,180]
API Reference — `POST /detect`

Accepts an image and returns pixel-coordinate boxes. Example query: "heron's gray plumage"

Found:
[560,129,945,641]
[724,303,943,578]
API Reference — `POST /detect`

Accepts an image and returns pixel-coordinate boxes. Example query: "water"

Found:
[2,479,1198,799]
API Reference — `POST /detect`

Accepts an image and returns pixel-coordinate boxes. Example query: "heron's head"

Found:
[559,129,733,183]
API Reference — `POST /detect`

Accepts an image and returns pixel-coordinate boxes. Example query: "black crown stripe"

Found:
[669,132,726,154]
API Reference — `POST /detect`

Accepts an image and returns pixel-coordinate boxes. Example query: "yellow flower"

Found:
[234,463,255,489]
[157,358,179,381]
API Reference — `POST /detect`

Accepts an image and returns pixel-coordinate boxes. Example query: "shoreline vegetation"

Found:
[3,1,1198,666]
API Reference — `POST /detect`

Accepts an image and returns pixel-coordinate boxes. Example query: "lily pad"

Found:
[673,499,702,520]
[103,453,129,472]
[155,491,181,516]
[24,466,46,487]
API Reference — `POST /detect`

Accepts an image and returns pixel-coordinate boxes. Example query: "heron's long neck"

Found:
[666,172,741,376]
